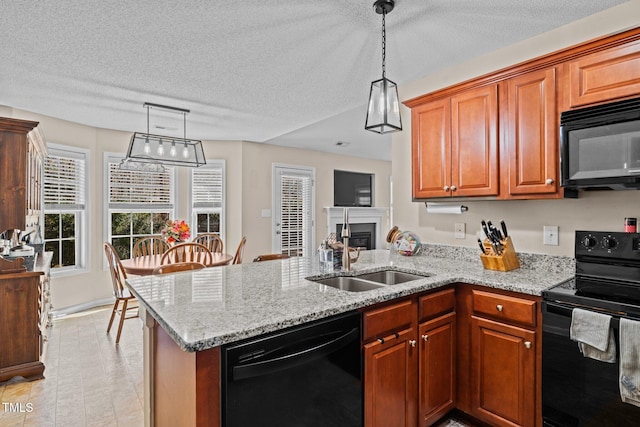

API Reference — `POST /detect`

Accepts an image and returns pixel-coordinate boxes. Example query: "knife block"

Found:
[480,236,520,272]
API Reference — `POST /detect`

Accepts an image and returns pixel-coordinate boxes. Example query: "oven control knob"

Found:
[582,236,597,249]
[601,236,619,251]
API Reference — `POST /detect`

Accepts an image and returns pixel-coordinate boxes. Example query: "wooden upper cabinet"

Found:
[410,85,498,198]
[505,67,558,196]
[569,40,640,108]
[450,85,499,197]
[411,98,451,198]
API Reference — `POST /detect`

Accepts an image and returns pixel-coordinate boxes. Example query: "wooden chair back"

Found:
[192,233,224,253]
[152,262,206,275]
[232,236,247,265]
[132,236,170,258]
[104,242,127,298]
[253,253,290,262]
[160,242,213,266]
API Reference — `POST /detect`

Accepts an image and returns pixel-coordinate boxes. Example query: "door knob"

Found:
[443,185,450,192]
[496,304,503,312]
[524,341,532,349]
[422,334,429,342]
[546,178,554,185]
[409,340,416,348]
[451,185,457,191]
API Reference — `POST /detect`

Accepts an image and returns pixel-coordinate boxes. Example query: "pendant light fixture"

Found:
[125,102,206,167]
[365,0,402,134]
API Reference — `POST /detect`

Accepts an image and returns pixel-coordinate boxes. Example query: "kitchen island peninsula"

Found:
[125,247,574,427]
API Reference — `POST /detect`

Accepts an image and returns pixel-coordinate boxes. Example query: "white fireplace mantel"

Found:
[325,207,389,249]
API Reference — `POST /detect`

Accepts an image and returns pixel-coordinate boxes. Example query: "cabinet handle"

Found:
[422,334,429,342]
[524,341,532,349]
[409,340,416,348]
[450,185,457,191]
[496,304,503,312]
[545,178,554,185]
[443,185,450,192]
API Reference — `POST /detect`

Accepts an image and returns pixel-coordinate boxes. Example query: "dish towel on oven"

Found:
[570,308,616,363]
[620,318,640,407]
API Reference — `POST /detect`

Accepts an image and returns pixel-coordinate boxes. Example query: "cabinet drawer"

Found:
[419,288,455,322]
[472,290,536,327]
[363,299,414,341]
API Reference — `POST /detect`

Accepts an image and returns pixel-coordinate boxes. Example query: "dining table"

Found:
[121,253,233,276]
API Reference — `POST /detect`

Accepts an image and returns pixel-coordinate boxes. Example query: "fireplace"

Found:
[325,207,388,250]
[336,223,375,250]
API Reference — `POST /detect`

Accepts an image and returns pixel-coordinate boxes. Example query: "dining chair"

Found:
[192,233,224,253]
[152,262,206,275]
[253,253,290,262]
[104,242,139,344]
[232,236,247,265]
[160,242,213,266]
[132,236,170,258]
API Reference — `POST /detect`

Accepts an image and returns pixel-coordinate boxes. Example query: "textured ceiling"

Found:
[0,0,627,160]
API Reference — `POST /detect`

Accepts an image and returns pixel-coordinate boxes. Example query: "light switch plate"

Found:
[543,225,559,245]
[455,223,466,239]
[261,209,271,218]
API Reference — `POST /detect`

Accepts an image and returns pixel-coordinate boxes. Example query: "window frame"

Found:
[44,143,89,277]
[189,160,226,246]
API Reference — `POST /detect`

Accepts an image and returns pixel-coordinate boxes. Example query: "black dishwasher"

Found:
[221,311,363,427]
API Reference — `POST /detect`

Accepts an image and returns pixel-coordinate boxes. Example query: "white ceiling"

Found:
[0,0,627,161]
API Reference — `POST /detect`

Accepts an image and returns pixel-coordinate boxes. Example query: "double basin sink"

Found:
[311,269,431,292]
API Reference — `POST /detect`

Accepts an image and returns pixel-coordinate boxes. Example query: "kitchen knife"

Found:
[481,220,492,241]
[478,238,487,255]
[500,220,508,239]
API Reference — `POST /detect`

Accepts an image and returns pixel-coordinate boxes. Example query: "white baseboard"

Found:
[51,297,114,319]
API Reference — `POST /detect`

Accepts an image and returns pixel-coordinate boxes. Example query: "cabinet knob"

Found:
[524,341,532,349]
[496,304,503,312]
[450,185,457,191]
[545,178,554,185]
[422,334,429,342]
[409,340,416,348]
[443,185,450,192]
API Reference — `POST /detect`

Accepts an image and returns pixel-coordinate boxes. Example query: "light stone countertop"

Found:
[124,247,575,352]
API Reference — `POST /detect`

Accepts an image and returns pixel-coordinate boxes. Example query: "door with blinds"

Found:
[273,165,315,257]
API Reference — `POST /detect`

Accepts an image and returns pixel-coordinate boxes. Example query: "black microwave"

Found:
[560,96,640,191]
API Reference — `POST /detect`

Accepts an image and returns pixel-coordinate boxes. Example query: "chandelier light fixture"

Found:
[365,0,402,134]
[125,102,206,167]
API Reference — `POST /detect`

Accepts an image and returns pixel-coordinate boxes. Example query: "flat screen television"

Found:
[334,170,373,207]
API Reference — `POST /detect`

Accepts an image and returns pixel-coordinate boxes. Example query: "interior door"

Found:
[273,165,315,257]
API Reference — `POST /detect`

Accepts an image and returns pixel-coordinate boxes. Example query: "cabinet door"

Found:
[451,85,499,197]
[471,316,536,427]
[419,312,456,427]
[569,41,640,108]
[411,98,452,198]
[364,328,417,427]
[507,68,558,196]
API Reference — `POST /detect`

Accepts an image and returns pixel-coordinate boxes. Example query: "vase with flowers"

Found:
[161,220,191,244]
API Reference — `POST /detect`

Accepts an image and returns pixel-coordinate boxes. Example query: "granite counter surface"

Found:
[125,248,574,352]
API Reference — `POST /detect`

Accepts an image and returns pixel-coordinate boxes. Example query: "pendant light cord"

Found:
[381,8,386,79]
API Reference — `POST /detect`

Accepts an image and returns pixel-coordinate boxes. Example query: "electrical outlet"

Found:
[455,223,466,239]
[543,225,559,245]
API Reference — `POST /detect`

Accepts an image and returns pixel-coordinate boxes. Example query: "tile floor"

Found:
[0,306,474,427]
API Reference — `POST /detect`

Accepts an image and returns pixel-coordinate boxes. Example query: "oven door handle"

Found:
[232,327,359,381]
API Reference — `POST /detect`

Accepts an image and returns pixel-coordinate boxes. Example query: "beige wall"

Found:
[392,0,640,257]
[3,108,390,310]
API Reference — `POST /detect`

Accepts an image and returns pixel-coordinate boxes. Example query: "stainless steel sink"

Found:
[313,276,385,292]
[355,270,430,285]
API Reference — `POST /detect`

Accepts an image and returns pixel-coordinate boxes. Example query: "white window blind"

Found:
[192,167,223,208]
[108,163,173,208]
[279,173,313,257]
[44,151,86,209]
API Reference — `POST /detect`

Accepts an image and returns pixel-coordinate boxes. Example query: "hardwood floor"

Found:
[0,306,144,427]
[1,305,474,427]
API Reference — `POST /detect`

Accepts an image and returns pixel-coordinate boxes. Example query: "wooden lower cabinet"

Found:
[470,316,536,427]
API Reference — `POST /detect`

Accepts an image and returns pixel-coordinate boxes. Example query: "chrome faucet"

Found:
[341,208,351,271]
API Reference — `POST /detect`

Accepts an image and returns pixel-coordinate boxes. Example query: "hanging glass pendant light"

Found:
[125,102,206,167]
[365,0,402,134]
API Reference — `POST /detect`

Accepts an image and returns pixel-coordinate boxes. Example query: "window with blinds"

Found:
[108,163,172,207]
[43,145,88,271]
[277,167,314,257]
[191,161,225,238]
